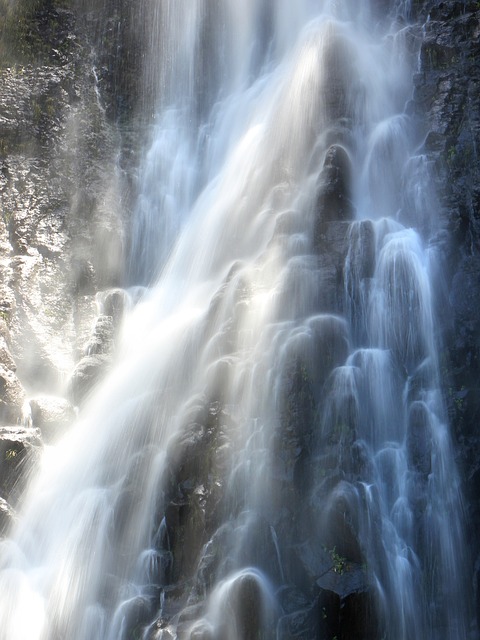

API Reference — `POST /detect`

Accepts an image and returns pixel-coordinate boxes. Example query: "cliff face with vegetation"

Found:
[0,0,479,635]
[0,0,138,530]
[410,2,480,621]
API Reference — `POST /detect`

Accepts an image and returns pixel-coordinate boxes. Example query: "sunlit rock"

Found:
[406,401,432,476]
[0,496,15,536]
[0,336,17,373]
[68,353,112,406]
[0,365,26,424]
[29,394,75,443]
[315,145,354,224]
[84,315,115,356]
[0,426,41,506]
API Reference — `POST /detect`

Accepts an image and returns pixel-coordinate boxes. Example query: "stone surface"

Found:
[0,365,26,424]
[29,394,76,443]
[0,495,14,535]
[68,353,112,406]
[0,426,41,506]
[409,0,480,608]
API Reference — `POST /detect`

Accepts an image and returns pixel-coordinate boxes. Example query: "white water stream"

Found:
[0,1,470,639]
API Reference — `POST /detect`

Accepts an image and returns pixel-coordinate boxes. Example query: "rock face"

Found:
[0,0,140,529]
[0,425,41,515]
[29,394,76,443]
[408,0,480,611]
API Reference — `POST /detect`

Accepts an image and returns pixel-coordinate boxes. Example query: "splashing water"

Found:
[0,1,471,639]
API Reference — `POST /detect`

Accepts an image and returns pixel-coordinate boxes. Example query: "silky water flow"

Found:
[0,1,471,639]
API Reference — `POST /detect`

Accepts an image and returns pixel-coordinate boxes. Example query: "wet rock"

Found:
[315,145,354,228]
[405,357,436,405]
[69,353,112,406]
[173,604,207,639]
[97,288,129,325]
[316,253,345,313]
[406,401,432,475]
[350,440,375,482]
[212,570,275,640]
[450,256,480,332]
[316,561,367,598]
[0,496,15,536]
[277,604,317,640]
[163,406,227,584]
[84,315,115,356]
[0,0,77,67]
[408,4,480,593]
[0,336,17,372]
[278,566,374,640]
[9,251,76,390]
[278,356,316,477]
[344,220,375,341]
[306,315,350,394]
[0,365,26,424]
[313,480,363,564]
[195,525,233,597]
[72,258,97,296]
[147,629,175,640]
[319,27,357,123]
[474,554,480,634]
[230,513,284,586]
[292,539,333,587]
[111,595,155,640]
[318,366,359,455]
[314,220,350,263]
[0,426,41,505]
[29,394,76,443]
[346,220,375,281]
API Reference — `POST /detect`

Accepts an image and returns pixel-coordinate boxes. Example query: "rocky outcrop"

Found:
[409,0,480,608]
[29,394,76,443]
[0,0,141,535]
[0,0,142,393]
[0,425,41,506]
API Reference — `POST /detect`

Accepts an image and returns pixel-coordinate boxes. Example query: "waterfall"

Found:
[0,1,471,639]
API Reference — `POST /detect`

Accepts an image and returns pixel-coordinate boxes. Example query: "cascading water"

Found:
[0,1,472,639]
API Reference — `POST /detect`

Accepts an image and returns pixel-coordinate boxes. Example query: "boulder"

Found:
[0,336,17,372]
[0,426,41,505]
[319,26,357,124]
[406,401,432,476]
[29,394,76,443]
[68,353,112,406]
[0,496,15,536]
[0,365,26,424]
[97,288,129,326]
[84,315,115,356]
[315,145,354,228]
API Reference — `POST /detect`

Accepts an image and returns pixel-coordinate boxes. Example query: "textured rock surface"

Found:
[409,0,480,607]
[0,426,41,506]
[0,0,139,537]
[0,0,136,397]
[29,394,76,443]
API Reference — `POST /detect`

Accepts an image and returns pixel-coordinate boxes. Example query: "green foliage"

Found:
[447,145,456,166]
[5,448,17,460]
[329,546,347,574]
